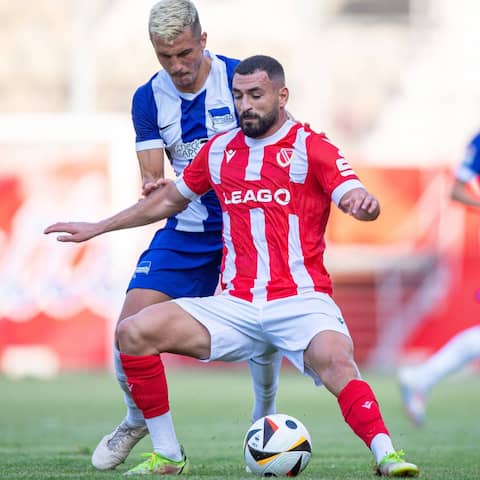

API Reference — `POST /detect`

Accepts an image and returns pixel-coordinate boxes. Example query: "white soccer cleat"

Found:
[398,368,427,427]
[91,419,148,470]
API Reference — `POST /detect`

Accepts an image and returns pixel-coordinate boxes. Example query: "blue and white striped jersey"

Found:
[456,132,480,183]
[132,50,239,232]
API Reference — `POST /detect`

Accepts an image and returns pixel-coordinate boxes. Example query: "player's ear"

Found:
[279,86,289,108]
[200,31,207,48]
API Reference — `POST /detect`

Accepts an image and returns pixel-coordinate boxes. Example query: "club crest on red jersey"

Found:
[276,148,294,167]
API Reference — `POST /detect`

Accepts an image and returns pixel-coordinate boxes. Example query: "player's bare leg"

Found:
[305,331,419,477]
[117,301,211,474]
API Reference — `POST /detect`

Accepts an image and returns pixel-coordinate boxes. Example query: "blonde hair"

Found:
[149,0,201,43]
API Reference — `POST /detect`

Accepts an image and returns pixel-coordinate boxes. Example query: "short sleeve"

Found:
[308,133,363,205]
[131,79,165,151]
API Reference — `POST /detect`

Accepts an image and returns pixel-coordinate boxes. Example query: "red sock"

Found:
[120,353,169,419]
[337,379,389,448]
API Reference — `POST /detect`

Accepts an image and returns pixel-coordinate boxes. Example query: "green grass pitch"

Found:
[1,366,479,479]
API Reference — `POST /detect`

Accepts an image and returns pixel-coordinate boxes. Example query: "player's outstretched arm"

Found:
[44,181,190,242]
[338,187,380,221]
[450,178,480,208]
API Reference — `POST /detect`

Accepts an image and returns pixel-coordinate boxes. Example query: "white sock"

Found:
[370,433,395,464]
[248,351,282,422]
[414,326,480,391]
[113,346,146,427]
[146,411,182,461]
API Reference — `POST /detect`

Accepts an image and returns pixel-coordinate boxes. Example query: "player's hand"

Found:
[43,221,101,242]
[142,178,172,197]
[339,188,380,221]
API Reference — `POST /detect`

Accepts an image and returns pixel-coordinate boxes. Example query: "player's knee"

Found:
[116,314,149,355]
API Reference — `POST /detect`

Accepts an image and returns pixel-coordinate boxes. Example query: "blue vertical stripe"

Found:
[180,91,208,143]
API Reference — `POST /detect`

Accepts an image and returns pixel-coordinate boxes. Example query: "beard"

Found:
[240,108,278,138]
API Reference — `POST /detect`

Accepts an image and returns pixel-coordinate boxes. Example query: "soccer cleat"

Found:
[376,451,419,477]
[398,369,427,427]
[124,449,189,475]
[91,420,148,470]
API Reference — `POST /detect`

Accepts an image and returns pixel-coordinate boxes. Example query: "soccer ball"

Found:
[243,414,312,477]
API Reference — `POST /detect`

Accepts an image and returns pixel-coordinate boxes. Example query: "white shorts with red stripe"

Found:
[173,291,351,385]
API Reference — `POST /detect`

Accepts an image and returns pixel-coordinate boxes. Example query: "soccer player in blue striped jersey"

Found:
[399,130,480,426]
[451,131,480,207]
[90,0,282,470]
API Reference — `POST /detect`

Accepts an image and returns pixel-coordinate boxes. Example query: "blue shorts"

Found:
[127,229,223,298]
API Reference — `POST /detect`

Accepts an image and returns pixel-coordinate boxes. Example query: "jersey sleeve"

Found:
[308,132,364,206]
[175,141,213,200]
[131,78,165,152]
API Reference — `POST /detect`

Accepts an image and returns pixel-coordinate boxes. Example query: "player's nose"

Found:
[239,96,253,113]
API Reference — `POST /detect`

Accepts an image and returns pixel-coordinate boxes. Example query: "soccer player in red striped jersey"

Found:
[45,55,419,477]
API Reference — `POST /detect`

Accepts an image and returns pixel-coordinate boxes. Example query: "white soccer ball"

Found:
[243,414,312,477]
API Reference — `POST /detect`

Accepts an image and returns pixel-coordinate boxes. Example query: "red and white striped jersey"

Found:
[176,119,364,302]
